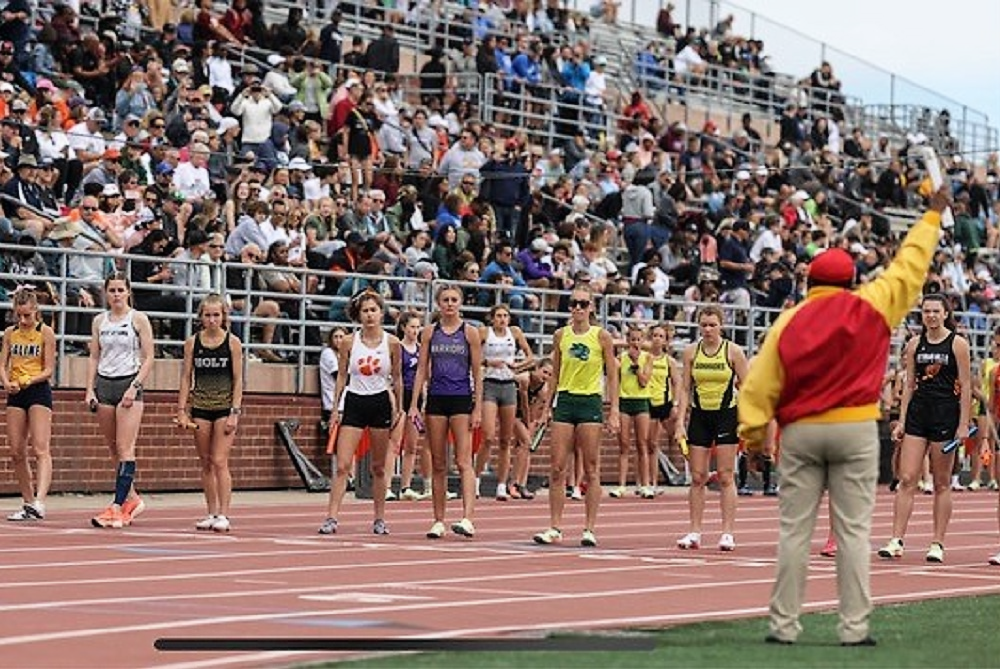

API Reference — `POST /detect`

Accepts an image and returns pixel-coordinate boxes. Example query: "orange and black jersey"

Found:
[913,332,960,402]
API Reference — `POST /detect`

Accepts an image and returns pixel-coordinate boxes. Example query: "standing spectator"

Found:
[480,139,530,239]
[718,219,754,315]
[230,81,282,167]
[319,10,344,65]
[438,128,486,188]
[366,24,400,75]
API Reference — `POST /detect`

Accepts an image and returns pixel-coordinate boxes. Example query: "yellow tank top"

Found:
[558,325,604,396]
[619,350,650,399]
[648,352,670,407]
[692,340,736,410]
[8,323,44,385]
[980,357,998,411]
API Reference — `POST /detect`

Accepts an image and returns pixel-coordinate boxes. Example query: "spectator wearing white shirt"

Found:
[749,214,783,263]
[262,55,298,102]
[673,42,707,83]
[172,143,212,204]
[230,82,282,154]
[206,41,235,94]
[68,108,108,167]
[170,228,212,293]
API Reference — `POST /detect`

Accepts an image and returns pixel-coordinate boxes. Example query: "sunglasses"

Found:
[152,123,166,129]
[208,243,224,249]
[80,205,98,211]
[569,299,591,309]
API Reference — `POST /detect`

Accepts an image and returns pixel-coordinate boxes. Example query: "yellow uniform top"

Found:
[557,326,604,396]
[980,357,998,410]
[692,340,736,410]
[8,323,44,385]
[648,352,671,407]
[619,350,650,399]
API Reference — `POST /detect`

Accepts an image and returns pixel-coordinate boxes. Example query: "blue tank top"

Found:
[401,342,419,391]
[428,322,471,396]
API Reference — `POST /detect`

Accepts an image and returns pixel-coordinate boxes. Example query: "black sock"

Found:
[114,461,136,506]
[737,453,748,488]
[762,457,773,488]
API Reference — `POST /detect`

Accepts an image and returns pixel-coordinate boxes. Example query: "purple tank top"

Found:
[401,343,419,391]
[428,322,472,396]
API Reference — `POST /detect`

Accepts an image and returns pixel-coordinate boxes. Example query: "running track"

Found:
[1,489,998,668]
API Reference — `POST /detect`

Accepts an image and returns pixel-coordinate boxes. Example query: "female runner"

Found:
[409,284,483,538]
[177,294,244,533]
[880,293,971,563]
[319,289,403,535]
[2,287,56,521]
[675,304,750,551]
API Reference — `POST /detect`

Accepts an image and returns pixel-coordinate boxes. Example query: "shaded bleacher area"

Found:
[0,0,998,360]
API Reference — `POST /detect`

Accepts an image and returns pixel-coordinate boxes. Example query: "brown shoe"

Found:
[258,349,284,363]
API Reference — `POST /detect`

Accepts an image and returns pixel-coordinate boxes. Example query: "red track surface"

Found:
[0,489,998,668]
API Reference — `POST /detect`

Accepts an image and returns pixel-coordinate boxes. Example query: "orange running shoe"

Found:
[820,537,837,558]
[91,505,125,529]
[122,495,145,522]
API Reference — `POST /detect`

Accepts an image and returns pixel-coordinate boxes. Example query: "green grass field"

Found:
[328,595,1000,668]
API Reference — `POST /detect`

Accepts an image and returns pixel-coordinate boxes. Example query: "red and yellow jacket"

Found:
[738,210,942,447]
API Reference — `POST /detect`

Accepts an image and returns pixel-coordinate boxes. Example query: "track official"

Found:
[738,188,951,646]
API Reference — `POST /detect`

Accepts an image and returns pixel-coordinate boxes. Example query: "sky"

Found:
[627,0,1000,158]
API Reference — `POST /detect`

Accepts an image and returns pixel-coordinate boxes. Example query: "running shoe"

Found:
[570,487,584,501]
[533,527,562,545]
[763,485,779,497]
[888,478,900,492]
[518,484,535,500]
[925,542,945,564]
[317,517,338,535]
[609,486,626,498]
[495,482,508,501]
[195,515,217,531]
[122,495,145,521]
[677,532,701,550]
[950,481,965,492]
[820,537,837,558]
[641,487,656,499]
[737,486,754,497]
[373,518,389,535]
[920,480,934,495]
[385,489,398,502]
[91,505,125,529]
[989,552,1000,566]
[400,487,422,501]
[451,518,475,538]
[507,483,523,500]
[719,533,736,551]
[878,537,904,559]
[967,480,982,492]
[426,521,446,539]
[989,480,999,491]
[7,501,44,521]
[211,515,231,533]
[581,529,598,547]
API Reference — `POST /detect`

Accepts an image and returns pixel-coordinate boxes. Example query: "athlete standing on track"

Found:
[739,188,951,646]
[675,304,749,552]
[646,323,681,494]
[533,286,619,548]
[409,284,483,539]
[477,303,533,501]
[177,294,244,533]
[880,293,971,564]
[395,312,431,502]
[85,273,156,529]
[610,325,651,499]
[2,287,56,522]
[320,289,403,536]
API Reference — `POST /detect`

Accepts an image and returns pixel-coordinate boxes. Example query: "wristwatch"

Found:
[132,381,143,391]
[230,407,243,416]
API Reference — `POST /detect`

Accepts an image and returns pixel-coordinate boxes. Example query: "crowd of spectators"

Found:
[0,0,997,360]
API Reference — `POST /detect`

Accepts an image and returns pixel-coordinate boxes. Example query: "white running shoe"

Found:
[426,521,446,539]
[719,533,736,551]
[677,532,701,550]
[195,515,217,531]
[211,515,231,533]
[989,552,1000,566]
[451,518,475,537]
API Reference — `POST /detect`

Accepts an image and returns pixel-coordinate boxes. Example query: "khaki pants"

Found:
[769,421,878,644]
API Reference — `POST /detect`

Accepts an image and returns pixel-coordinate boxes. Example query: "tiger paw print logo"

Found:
[358,355,382,376]
[569,342,590,361]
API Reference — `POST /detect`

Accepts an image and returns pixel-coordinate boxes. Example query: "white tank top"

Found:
[346,331,392,396]
[483,326,517,382]
[97,309,141,378]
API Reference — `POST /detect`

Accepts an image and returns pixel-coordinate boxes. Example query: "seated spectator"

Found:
[516,237,554,288]
[129,229,189,342]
